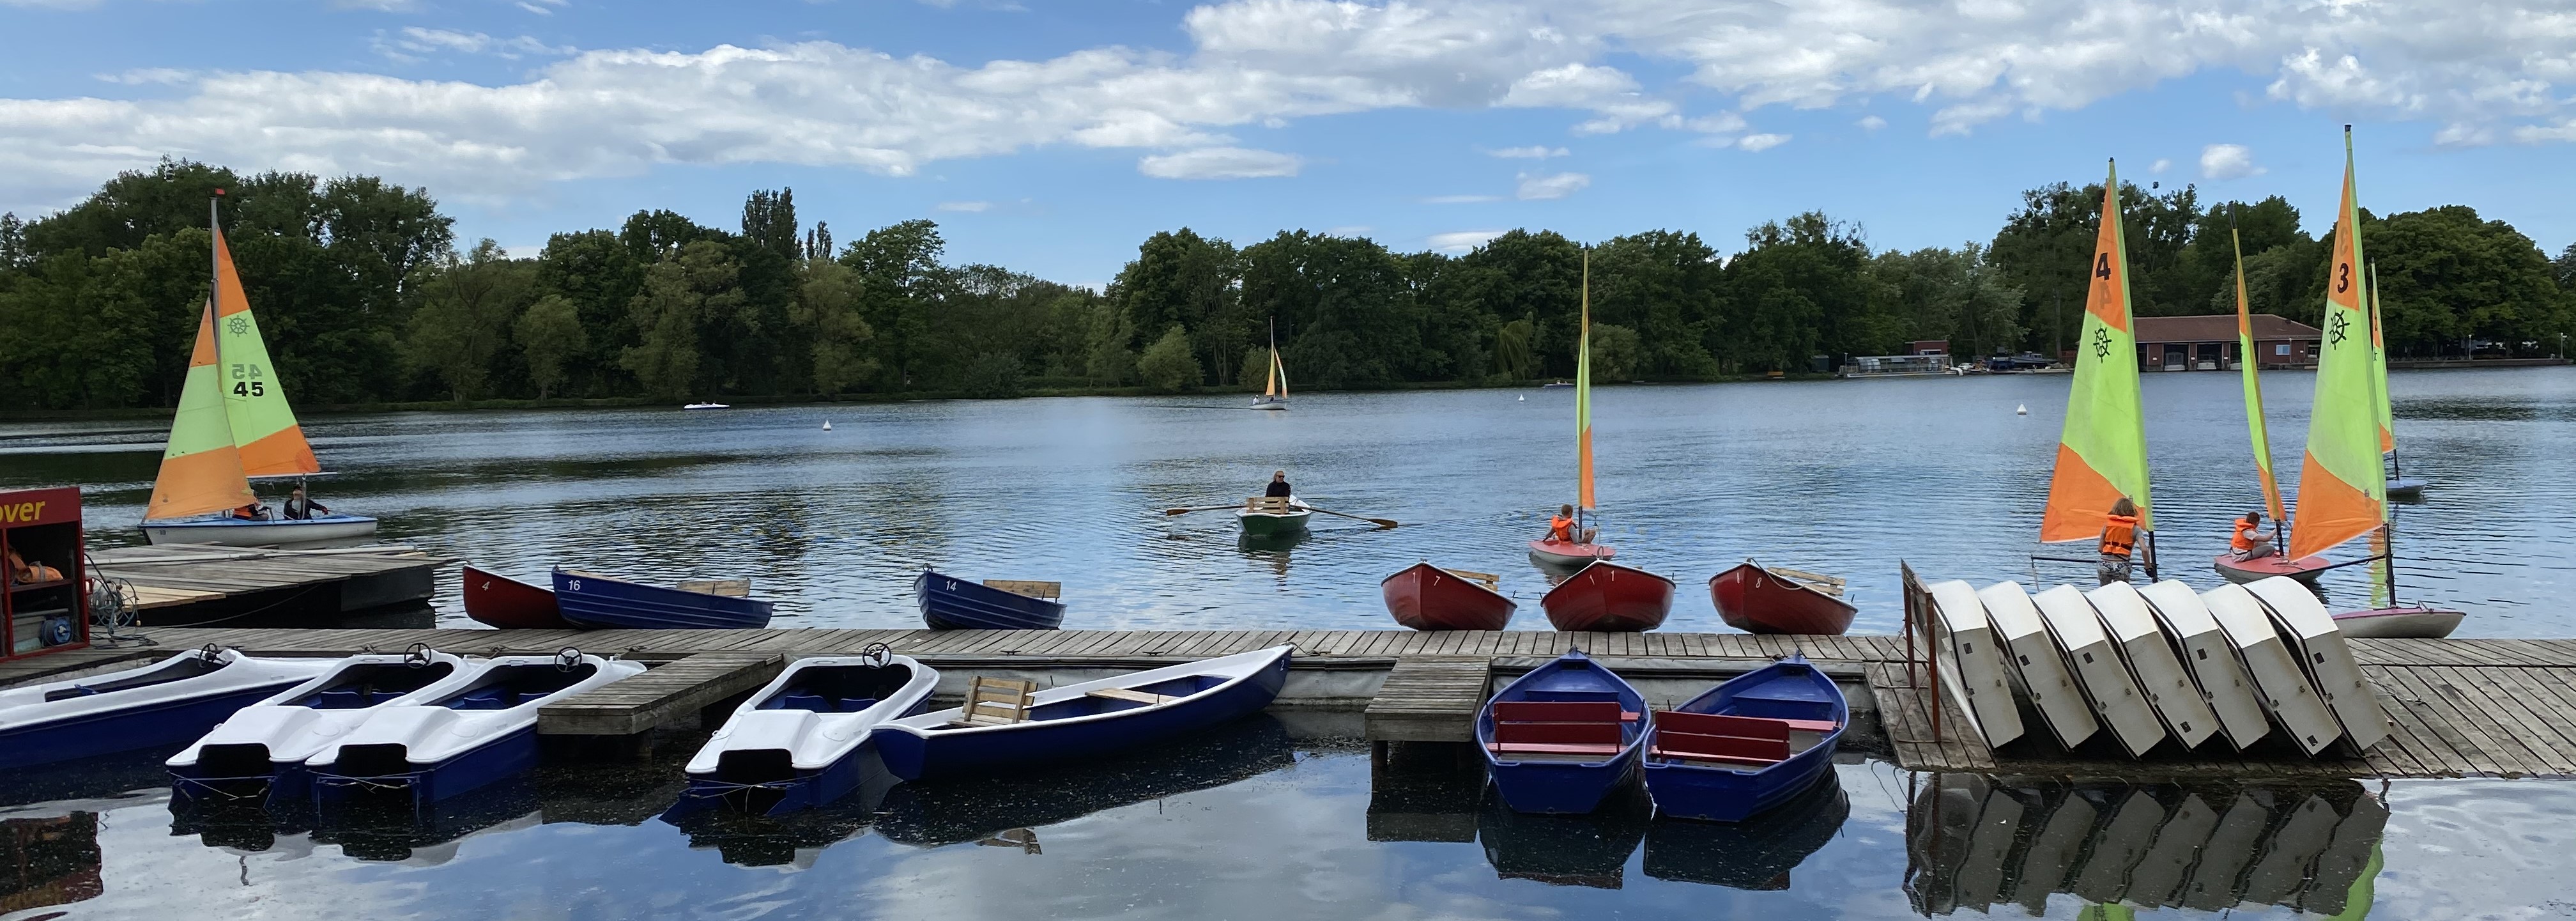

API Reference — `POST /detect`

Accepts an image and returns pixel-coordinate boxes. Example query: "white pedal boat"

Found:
[679,646,937,815]
[0,647,334,771]
[168,647,489,803]
[305,650,644,805]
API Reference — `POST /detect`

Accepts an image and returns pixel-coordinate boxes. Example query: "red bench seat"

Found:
[1487,700,1634,758]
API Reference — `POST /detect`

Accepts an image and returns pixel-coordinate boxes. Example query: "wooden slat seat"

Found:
[1489,701,1630,758]
[1085,687,1175,706]
[951,676,1038,727]
[1245,497,1297,513]
[1650,711,1794,767]
[983,580,1061,601]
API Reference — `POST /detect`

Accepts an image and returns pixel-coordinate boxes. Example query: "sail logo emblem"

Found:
[2090,327,2113,360]
[228,316,249,335]
[2327,311,2351,348]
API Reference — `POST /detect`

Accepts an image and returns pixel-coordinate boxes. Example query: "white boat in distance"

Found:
[683,402,730,410]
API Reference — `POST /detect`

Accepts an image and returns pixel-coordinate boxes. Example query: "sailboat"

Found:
[141,197,378,546]
[1531,251,1672,631]
[1251,318,1288,410]
[2368,267,2427,497]
[2215,215,2335,584]
[2037,160,2154,579]
[2330,256,2461,636]
[2280,128,2395,588]
[1529,251,1617,569]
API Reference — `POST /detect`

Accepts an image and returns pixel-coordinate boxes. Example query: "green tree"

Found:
[1137,324,1200,392]
[841,219,949,390]
[514,294,587,399]
[1112,229,1241,379]
[404,239,533,401]
[793,259,875,396]
[1494,318,1536,380]
[622,240,741,400]
[1588,323,1641,381]
[2363,205,2568,355]
[1724,213,1872,371]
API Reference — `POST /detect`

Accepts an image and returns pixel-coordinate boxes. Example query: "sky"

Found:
[2,0,2572,288]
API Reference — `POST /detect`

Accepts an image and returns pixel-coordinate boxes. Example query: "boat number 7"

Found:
[231,381,266,397]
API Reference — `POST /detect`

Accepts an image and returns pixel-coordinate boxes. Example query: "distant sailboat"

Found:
[2368,267,2426,497]
[142,197,377,546]
[2038,160,2154,577]
[2214,215,2333,584]
[1252,318,1288,410]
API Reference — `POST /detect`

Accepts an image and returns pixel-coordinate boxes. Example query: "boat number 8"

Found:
[231,381,266,397]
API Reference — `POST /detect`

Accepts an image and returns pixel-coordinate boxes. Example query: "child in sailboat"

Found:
[1547,504,1597,545]
[2229,511,2277,561]
[2097,497,2140,585]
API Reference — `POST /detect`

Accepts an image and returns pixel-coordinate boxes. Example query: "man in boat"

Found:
[2097,497,2140,585]
[1547,504,1597,545]
[1264,470,1294,499]
[2228,510,2277,561]
[282,485,331,521]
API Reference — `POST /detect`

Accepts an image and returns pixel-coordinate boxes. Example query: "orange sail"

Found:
[2287,129,2389,560]
[211,225,323,477]
[2039,163,2152,543]
[146,299,257,520]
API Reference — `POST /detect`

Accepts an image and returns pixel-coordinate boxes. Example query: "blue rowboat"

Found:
[872,646,1292,782]
[914,569,1066,630]
[676,646,939,816]
[1641,653,1847,823]
[1478,647,1646,815]
[0,647,334,771]
[306,651,646,807]
[553,568,774,630]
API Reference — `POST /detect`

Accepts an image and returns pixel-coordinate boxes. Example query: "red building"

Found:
[2131,314,2322,371]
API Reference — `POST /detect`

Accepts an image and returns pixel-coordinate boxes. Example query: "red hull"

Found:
[1527,539,1614,566]
[1708,562,1856,635]
[2212,552,2329,584]
[463,564,569,629]
[1381,562,1517,631]
[1540,561,1675,632]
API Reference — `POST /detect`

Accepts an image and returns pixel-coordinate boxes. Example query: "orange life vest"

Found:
[232,504,262,520]
[1548,516,1574,543]
[2099,513,2139,557]
[2230,518,2263,552]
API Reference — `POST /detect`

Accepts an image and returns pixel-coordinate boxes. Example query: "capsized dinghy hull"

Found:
[1974,582,2098,751]
[1922,580,2025,749]
[2134,580,2271,750]
[2200,583,2343,756]
[2032,585,2166,758]
[2086,582,2221,750]
[2243,577,2390,753]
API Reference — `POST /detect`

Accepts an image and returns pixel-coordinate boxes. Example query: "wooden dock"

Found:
[88,544,447,624]
[18,626,2573,780]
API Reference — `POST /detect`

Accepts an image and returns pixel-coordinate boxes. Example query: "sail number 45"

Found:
[231,381,267,397]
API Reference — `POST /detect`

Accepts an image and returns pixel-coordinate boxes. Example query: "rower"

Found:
[2229,510,2276,561]
[2097,497,2140,585]
[1264,470,1293,499]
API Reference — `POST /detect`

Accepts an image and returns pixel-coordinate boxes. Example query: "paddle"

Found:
[1162,504,1243,516]
[1295,504,1398,529]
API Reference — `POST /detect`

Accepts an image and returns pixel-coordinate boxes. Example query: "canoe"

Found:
[1641,653,1846,823]
[142,513,379,547]
[1381,562,1516,631]
[914,569,1066,630]
[2133,580,2272,750]
[2199,583,2343,756]
[168,648,487,805]
[873,646,1291,782]
[679,647,939,815]
[1708,561,1857,635]
[1236,496,1311,536]
[1920,580,2026,748]
[2212,551,2330,584]
[553,568,774,630]
[1540,561,1674,632]
[2331,604,2463,639]
[1527,539,1614,568]
[307,651,647,805]
[462,565,568,630]
[2242,577,2390,753]
[1643,769,1847,890]
[2030,585,2166,758]
[1974,582,2098,750]
[2085,582,2220,750]
[0,648,334,771]
[1478,648,1646,814]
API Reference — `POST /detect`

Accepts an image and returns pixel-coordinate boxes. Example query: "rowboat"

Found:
[2331,604,2462,639]
[0,647,334,771]
[2212,551,2329,584]
[2133,580,2271,750]
[873,646,1291,782]
[679,646,938,815]
[1709,561,1857,635]
[1527,539,1614,568]
[913,569,1066,630]
[1974,582,2097,750]
[552,568,774,630]
[1643,768,1846,889]
[2242,577,2390,753]
[2085,581,2220,750]
[1381,562,1516,631]
[307,650,646,805]
[1920,580,2025,748]
[461,566,567,630]
[1641,653,1846,823]
[1539,561,1674,632]
[1236,496,1311,536]
[1478,648,1645,814]
[168,647,486,804]
[2198,583,2343,755]
[2031,585,2166,758]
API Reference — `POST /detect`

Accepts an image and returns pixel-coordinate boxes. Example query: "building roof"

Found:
[2133,314,2322,343]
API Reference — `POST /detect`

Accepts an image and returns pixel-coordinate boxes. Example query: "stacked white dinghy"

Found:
[2200,584,2343,755]
[2085,582,2220,750]
[2134,580,2271,750]
[1974,582,2097,750]
[167,647,489,803]
[0,647,334,771]
[1922,580,2026,748]
[305,649,644,805]
[680,646,939,815]
[2242,577,2390,752]
[2030,585,2166,757]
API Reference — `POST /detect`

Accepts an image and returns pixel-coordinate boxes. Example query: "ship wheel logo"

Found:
[227,316,249,336]
[2090,327,2113,360]
[2327,311,2351,347]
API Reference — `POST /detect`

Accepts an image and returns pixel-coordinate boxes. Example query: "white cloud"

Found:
[1137,146,1301,180]
[1487,145,1567,159]
[2199,143,2264,180]
[1423,194,1503,204]
[1855,115,1886,131]
[2150,157,2173,174]
[332,0,419,10]
[935,200,992,212]
[1429,229,1505,252]
[1736,133,1790,151]
[373,27,573,62]
[1514,171,1588,199]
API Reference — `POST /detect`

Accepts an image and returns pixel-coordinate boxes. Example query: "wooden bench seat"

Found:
[1085,687,1176,706]
[1487,700,1633,761]
[1650,710,1804,767]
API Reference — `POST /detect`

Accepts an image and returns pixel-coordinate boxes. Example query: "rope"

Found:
[171,774,277,801]
[310,771,425,793]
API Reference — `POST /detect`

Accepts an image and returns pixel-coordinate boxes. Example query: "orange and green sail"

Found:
[2288,128,2389,560]
[210,219,321,477]
[1575,250,1595,511]
[2040,161,2152,543]
[2233,224,2288,524]
[146,298,257,520]
[2368,263,2396,454]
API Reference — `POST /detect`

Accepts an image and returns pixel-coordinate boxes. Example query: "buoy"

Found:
[1517,395,1526,401]
[822,421,833,431]
[2015,405,2027,415]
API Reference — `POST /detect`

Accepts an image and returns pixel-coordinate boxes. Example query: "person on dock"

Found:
[1265,470,1294,499]
[283,485,331,521]
[2097,497,2140,585]
[2230,510,2276,561]
[1547,504,1596,545]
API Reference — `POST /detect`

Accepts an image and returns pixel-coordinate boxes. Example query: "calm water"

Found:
[4,367,2572,635]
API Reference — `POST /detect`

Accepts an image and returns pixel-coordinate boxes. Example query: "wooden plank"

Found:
[2375,665,2515,776]
[2366,665,2475,777]
[2414,666,2561,775]
[537,652,782,736]
[2445,667,2576,775]
[2465,667,2576,775]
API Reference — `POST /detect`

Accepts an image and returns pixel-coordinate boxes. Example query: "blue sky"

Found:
[4,0,2571,287]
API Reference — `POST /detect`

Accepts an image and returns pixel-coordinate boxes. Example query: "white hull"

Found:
[2243,577,2391,753]
[0,649,334,734]
[308,653,645,770]
[885,646,1292,736]
[2032,585,2166,758]
[169,650,489,773]
[2087,582,2221,750]
[1924,580,2026,748]
[2200,584,2343,755]
[1250,398,1287,411]
[144,513,378,546]
[2135,580,2271,750]
[2333,607,2464,639]
[687,653,938,775]
[1974,582,2098,750]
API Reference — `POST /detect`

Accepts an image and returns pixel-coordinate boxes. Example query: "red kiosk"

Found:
[2,487,89,662]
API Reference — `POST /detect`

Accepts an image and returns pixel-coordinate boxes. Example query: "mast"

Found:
[1575,248,1595,515]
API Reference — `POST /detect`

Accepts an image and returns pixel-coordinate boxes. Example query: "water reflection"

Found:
[877,714,1296,849]
[1903,773,2388,915]
[1643,771,1848,890]
[0,812,100,915]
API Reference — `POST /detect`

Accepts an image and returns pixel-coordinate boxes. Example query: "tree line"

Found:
[3,160,2570,410]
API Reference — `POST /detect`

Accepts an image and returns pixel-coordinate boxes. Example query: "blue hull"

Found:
[874,654,1289,781]
[171,762,316,810]
[313,727,540,808]
[676,745,871,817]
[1479,649,1649,815]
[1642,656,1848,823]
[553,568,774,630]
[915,570,1066,630]
[1490,749,1642,815]
[0,682,304,771]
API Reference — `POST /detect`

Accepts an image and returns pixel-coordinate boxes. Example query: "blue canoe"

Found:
[553,568,775,630]
[1478,648,1646,815]
[872,646,1291,781]
[1641,653,1848,823]
[914,569,1066,630]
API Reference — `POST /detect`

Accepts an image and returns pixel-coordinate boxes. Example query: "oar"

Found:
[1296,504,1398,529]
[1162,504,1242,516]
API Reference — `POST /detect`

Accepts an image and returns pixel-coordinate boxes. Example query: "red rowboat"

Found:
[463,564,569,629]
[1528,539,1614,568]
[1540,561,1674,632]
[1383,562,1517,631]
[2211,552,2329,584]
[1707,561,1856,635]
